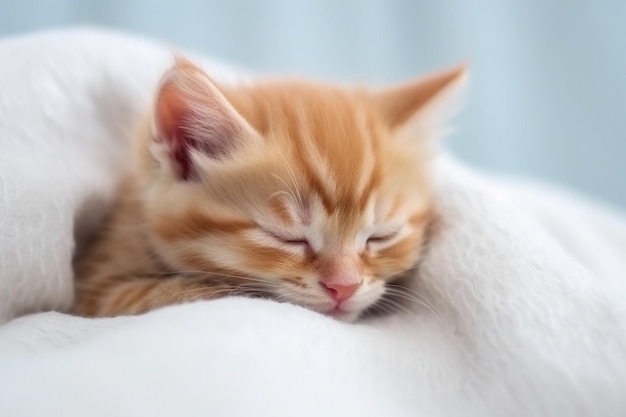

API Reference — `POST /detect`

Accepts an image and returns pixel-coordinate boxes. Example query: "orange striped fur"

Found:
[73,59,466,321]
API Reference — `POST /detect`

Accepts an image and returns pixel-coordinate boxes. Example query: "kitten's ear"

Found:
[152,57,257,180]
[372,65,468,138]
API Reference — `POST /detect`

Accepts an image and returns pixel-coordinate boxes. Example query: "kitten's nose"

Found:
[320,282,360,302]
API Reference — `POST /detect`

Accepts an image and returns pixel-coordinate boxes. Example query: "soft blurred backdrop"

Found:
[2,0,625,208]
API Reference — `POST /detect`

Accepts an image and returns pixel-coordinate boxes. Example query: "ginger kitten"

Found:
[73,58,466,321]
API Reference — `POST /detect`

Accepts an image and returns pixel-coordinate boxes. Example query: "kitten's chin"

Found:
[293,300,363,322]
[322,305,364,322]
[327,309,361,322]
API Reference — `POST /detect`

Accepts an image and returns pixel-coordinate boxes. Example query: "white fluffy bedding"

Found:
[0,28,625,417]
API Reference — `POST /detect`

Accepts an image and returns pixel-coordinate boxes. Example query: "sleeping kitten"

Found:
[73,58,466,321]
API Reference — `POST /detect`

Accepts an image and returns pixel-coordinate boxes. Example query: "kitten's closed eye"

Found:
[367,233,397,243]
[366,231,400,249]
[262,229,310,248]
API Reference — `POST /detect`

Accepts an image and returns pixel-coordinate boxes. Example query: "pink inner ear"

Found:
[156,83,196,180]
[155,78,240,180]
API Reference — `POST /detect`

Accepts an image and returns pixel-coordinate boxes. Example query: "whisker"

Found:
[278,161,304,204]
[270,174,298,204]
[385,284,436,307]
[384,292,440,317]
[184,288,234,302]
[158,270,250,280]
[383,290,437,313]
[386,283,433,300]
[376,298,422,320]
[173,282,269,296]
[373,302,402,319]
[183,284,269,302]
[164,270,283,287]
[365,301,392,316]
[384,287,435,307]
[383,287,444,324]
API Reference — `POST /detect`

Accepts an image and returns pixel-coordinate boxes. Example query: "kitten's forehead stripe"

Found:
[290,128,336,213]
[358,163,382,212]
[225,82,384,215]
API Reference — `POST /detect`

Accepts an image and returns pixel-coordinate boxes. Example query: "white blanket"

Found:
[0,28,625,417]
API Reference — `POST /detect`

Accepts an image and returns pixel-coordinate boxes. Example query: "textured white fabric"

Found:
[0,28,243,323]
[0,28,625,417]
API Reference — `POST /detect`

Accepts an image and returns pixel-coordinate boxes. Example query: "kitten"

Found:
[73,58,466,322]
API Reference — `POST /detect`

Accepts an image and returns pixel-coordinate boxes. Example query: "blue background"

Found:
[2,0,625,208]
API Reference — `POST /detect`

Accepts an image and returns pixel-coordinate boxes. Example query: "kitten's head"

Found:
[138,58,466,321]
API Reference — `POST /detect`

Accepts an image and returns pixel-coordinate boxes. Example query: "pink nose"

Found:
[320,282,360,302]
